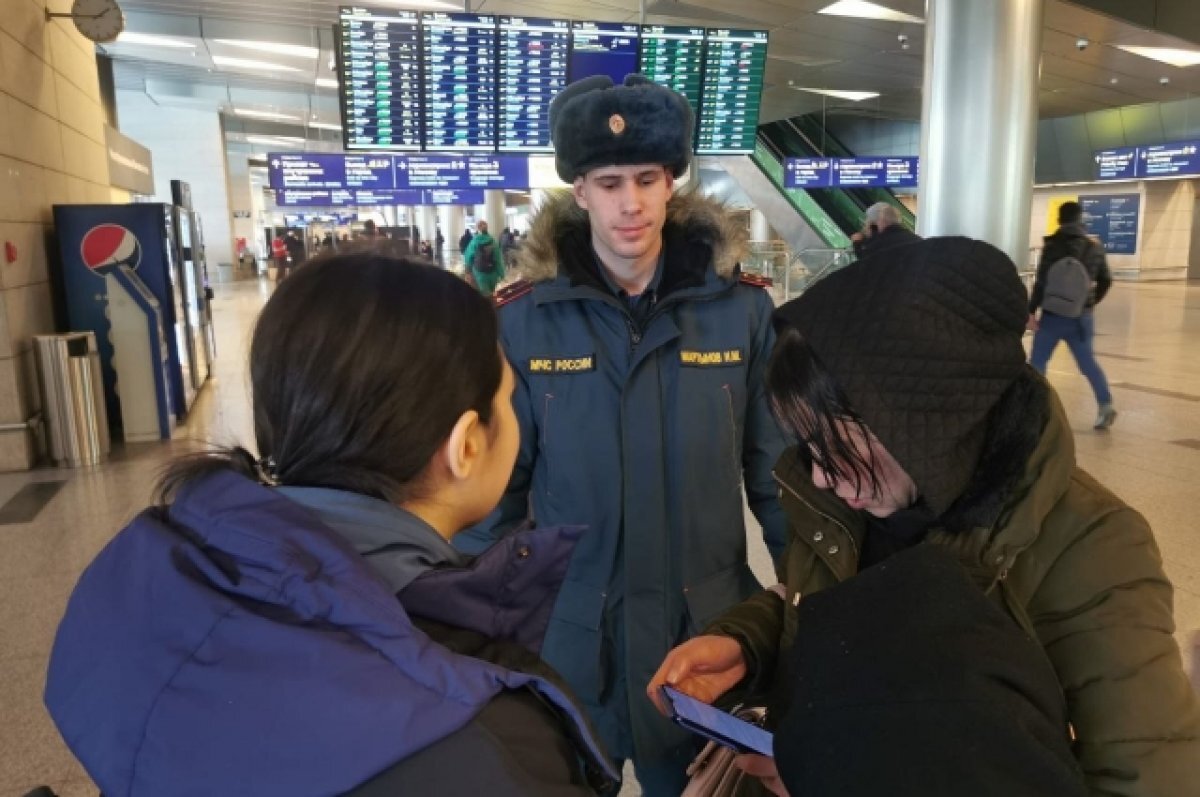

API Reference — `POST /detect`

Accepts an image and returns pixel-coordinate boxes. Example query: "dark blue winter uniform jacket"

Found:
[456,191,788,770]
[44,470,616,796]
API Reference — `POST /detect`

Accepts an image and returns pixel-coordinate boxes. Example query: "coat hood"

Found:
[513,188,746,285]
[777,379,1074,581]
[44,471,613,796]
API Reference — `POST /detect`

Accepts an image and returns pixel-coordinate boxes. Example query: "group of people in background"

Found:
[41,73,1197,797]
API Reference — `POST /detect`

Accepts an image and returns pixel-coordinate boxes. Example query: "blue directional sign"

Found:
[832,157,919,188]
[1094,147,1138,181]
[1137,140,1200,178]
[784,158,833,188]
[394,154,530,189]
[275,188,482,207]
[424,188,485,205]
[1080,194,1140,255]
[269,153,397,191]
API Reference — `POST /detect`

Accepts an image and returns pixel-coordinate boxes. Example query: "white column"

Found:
[750,209,772,242]
[918,0,1045,267]
[485,189,507,237]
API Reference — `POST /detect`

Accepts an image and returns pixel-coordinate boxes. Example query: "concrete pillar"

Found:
[420,206,439,249]
[750,208,773,242]
[917,0,1044,268]
[439,205,466,245]
[484,190,507,238]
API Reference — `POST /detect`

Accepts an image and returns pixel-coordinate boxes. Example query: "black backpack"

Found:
[473,241,496,273]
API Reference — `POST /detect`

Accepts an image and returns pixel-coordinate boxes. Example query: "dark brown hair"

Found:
[157,253,501,504]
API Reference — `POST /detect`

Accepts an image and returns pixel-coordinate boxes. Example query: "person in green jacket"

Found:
[651,237,1200,797]
[463,220,505,296]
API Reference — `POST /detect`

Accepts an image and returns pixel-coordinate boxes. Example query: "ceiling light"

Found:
[1116,45,1200,68]
[212,55,303,73]
[819,1,924,24]
[791,87,881,102]
[115,32,196,48]
[315,78,339,89]
[308,122,343,131]
[246,135,306,147]
[369,0,460,8]
[234,108,302,121]
[213,39,320,59]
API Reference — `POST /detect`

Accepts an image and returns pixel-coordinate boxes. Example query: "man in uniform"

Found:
[456,74,786,794]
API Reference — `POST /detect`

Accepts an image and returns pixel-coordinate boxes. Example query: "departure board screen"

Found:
[570,22,639,84]
[499,17,569,153]
[696,29,768,154]
[639,26,704,113]
[338,7,421,151]
[421,12,498,152]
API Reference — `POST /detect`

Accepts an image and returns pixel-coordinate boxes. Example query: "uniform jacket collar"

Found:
[514,189,746,303]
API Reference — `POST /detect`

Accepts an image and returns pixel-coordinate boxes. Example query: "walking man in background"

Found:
[462,220,505,297]
[1029,200,1116,429]
[851,202,921,261]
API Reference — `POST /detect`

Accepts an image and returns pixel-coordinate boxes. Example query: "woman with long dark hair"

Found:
[44,254,616,796]
[651,238,1199,796]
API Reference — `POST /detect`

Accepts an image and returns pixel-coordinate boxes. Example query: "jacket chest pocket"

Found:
[678,358,748,493]
[529,361,601,502]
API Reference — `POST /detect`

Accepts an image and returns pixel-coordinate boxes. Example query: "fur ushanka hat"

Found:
[548,74,694,182]
[773,237,1030,517]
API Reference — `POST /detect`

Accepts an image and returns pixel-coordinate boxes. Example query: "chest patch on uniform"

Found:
[680,349,744,367]
[529,355,596,374]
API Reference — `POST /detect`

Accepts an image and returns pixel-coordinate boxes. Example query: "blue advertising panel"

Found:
[1080,194,1140,255]
[1137,140,1200,178]
[569,22,639,84]
[499,16,570,153]
[421,12,498,152]
[832,157,920,188]
[1094,147,1138,181]
[784,158,833,188]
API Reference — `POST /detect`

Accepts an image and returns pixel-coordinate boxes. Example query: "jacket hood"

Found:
[44,471,614,795]
[778,381,1075,580]
[514,188,746,285]
[1044,222,1089,243]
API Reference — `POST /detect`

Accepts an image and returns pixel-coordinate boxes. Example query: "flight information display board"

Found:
[499,17,570,152]
[421,12,498,152]
[696,29,768,154]
[639,26,704,112]
[570,22,639,84]
[339,7,421,151]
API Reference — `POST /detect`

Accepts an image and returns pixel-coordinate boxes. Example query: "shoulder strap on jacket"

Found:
[494,280,533,307]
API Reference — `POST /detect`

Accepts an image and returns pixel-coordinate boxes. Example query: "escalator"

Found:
[759,115,915,237]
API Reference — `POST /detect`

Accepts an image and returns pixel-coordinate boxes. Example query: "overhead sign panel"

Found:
[1093,147,1138,181]
[421,12,498,152]
[784,158,833,188]
[696,29,768,155]
[1137,140,1200,178]
[499,16,570,153]
[784,157,919,189]
[339,7,421,151]
[270,153,531,194]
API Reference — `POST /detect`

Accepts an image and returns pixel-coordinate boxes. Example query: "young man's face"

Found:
[573,164,674,268]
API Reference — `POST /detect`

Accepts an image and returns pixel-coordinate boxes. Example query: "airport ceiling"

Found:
[104,0,1200,151]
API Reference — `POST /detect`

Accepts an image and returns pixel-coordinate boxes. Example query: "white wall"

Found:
[1030,180,1196,280]
[0,1,130,469]
[115,92,235,267]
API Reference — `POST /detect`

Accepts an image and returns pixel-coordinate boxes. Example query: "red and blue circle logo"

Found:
[80,224,142,275]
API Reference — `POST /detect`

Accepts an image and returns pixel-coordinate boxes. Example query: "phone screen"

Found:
[660,685,773,757]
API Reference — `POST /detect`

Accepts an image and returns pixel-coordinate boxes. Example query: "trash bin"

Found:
[34,332,110,467]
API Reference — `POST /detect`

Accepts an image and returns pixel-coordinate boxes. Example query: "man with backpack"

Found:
[1029,201,1116,429]
[463,220,505,296]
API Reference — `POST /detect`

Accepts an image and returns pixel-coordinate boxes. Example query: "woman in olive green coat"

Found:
[651,238,1200,797]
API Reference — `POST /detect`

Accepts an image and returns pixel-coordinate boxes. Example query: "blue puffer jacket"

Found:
[457,191,788,766]
[44,471,616,796]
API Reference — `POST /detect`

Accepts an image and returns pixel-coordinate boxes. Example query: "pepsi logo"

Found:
[81,224,142,275]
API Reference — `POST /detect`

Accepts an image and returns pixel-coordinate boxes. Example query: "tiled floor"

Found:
[1,276,1198,796]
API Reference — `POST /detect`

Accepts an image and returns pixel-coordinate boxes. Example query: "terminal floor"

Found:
[1,277,1198,796]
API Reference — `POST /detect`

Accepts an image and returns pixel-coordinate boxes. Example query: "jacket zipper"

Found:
[773,470,860,566]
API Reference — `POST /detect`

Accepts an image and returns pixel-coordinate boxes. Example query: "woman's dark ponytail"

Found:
[155,446,266,505]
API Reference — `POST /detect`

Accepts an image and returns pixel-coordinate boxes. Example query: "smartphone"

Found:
[660,685,773,757]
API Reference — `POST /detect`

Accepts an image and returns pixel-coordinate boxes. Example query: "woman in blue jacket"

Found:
[44,255,616,796]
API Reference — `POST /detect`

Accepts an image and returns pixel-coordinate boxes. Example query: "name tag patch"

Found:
[680,349,744,367]
[529,355,596,374]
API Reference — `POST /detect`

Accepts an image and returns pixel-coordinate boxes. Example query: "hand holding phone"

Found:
[659,685,773,757]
